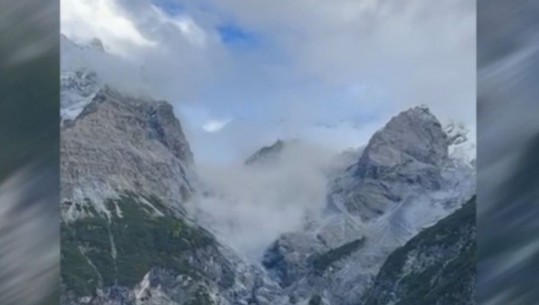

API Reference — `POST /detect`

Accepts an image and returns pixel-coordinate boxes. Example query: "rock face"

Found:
[244,139,287,166]
[61,86,195,220]
[361,196,476,305]
[361,106,448,168]
[333,106,449,221]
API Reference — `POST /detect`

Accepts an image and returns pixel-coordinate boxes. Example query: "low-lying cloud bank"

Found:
[188,141,347,261]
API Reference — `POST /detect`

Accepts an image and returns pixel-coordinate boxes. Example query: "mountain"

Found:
[331,106,450,220]
[60,86,288,305]
[243,139,313,167]
[262,106,475,305]
[244,139,363,178]
[60,38,288,304]
[61,86,194,221]
[244,139,287,166]
[60,37,475,305]
[361,196,476,305]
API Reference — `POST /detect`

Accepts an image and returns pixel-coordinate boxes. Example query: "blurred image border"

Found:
[0,1,60,305]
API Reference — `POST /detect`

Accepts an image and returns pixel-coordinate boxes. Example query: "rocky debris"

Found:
[263,232,326,288]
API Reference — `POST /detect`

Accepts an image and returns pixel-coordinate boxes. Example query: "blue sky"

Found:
[61,0,476,164]
[217,23,260,46]
[151,0,185,15]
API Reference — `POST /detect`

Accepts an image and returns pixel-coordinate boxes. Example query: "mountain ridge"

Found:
[60,36,475,305]
[260,106,475,305]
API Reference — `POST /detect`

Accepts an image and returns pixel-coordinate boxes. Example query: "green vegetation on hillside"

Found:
[61,194,215,297]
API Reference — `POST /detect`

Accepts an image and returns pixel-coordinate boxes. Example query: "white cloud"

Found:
[150,5,207,47]
[61,0,476,162]
[202,118,232,133]
[61,0,157,55]
[189,141,336,260]
[198,0,476,124]
[61,0,229,112]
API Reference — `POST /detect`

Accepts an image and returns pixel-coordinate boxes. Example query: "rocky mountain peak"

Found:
[61,87,194,220]
[261,107,475,305]
[358,106,448,174]
[244,139,296,166]
[328,106,458,221]
[147,100,194,164]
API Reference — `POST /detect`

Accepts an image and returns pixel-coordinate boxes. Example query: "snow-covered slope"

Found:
[60,35,104,125]
[61,69,100,124]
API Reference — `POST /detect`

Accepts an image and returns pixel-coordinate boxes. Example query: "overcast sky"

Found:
[61,0,476,164]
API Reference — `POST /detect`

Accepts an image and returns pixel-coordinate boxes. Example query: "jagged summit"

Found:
[244,139,301,166]
[245,139,285,165]
[358,106,448,174]
[61,34,107,53]
[330,106,451,220]
[61,87,194,220]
